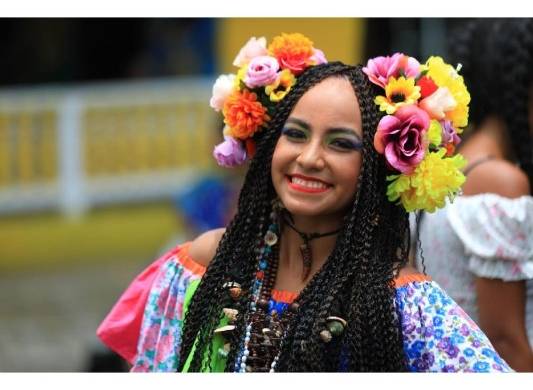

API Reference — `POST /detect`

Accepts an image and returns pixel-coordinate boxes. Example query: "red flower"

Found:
[417,76,438,99]
[444,143,456,156]
[268,33,315,76]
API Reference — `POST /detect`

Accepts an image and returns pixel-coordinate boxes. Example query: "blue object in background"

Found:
[174,176,236,233]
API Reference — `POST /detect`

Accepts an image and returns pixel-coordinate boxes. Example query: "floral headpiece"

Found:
[363,53,471,213]
[210,33,327,167]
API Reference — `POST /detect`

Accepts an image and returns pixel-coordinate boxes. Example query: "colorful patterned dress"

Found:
[97,242,512,372]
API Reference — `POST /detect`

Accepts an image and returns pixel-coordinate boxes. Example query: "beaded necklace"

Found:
[218,209,348,372]
[231,219,300,372]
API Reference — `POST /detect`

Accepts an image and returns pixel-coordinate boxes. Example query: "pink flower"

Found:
[419,87,457,120]
[374,105,430,174]
[278,56,308,75]
[210,74,236,112]
[310,48,327,65]
[244,56,280,88]
[213,136,247,167]
[399,54,420,79]
[233,37,268,67]
[363,53,420,89]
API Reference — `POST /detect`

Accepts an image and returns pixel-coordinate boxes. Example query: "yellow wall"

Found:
[217,18,366,74]
[0,203,182,273]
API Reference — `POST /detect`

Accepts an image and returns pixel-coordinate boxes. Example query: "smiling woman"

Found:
[271,77,363,222]
[97,33,513,372]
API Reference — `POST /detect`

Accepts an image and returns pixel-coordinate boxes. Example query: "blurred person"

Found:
[157,176,240,257]
[415,18,533,371]
[97,33,511,372]
[173,175,240,237]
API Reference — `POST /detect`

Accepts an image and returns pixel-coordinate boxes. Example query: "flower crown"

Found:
[363,53,471,213]
[210,33,327,167]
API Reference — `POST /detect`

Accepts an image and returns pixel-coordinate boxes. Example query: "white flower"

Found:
[419,87,457,120]
[233,37,268,67]
[209,74,236,112]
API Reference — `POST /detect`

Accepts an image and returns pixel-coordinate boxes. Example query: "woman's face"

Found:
[271,77,363,220]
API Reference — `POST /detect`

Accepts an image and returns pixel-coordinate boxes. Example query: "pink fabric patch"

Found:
[96,247,180,363]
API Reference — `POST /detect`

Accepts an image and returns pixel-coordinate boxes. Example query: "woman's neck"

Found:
[275,213,342,292]
[460,116,513,162]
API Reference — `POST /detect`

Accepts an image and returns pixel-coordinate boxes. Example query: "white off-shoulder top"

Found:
[418,194,533,347]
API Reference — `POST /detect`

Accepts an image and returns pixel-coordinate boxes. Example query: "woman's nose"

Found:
[295,141,325,170]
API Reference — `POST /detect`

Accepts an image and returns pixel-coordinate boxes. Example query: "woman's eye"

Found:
[329,138,362,151]
[281,128,307,141]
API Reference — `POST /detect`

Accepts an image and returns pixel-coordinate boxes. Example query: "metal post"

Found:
[58,93,87,218]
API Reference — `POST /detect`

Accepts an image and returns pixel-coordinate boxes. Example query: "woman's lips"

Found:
[286,174,332,194]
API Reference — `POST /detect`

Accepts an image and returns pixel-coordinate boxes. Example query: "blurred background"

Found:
[0,17,467,371]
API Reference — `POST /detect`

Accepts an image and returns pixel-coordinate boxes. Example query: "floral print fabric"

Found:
[98,243,512,372]
[130,248,202,372]
[397,280,511,372]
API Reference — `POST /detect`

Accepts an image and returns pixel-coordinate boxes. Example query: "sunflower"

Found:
[265,69,296,102]
[375,77,421,114]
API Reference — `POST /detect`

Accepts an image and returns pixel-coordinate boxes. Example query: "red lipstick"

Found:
[287,174,331,194]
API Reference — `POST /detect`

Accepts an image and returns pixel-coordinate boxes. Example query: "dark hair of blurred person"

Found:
[417,18,533,371]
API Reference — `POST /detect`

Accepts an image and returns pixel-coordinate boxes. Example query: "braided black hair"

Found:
[450,18,533,188]
[178,61,409,372]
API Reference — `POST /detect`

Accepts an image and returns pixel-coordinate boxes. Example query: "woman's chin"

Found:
[282,199,331,219]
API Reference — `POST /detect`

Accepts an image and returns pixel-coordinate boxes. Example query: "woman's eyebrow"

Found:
[286,117,362,141]
[286,117,310,129]
[327,128,362,141]
[327,127,361,138]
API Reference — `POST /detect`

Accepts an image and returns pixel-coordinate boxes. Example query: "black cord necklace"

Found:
[283,215,341,281]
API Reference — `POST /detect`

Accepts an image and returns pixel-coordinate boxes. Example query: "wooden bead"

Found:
[257,299,269,310]
[229,287,242,300]
[320,329,332,343]
[222,281,241,289]
[289,302,300,312]
[222,308,238,322]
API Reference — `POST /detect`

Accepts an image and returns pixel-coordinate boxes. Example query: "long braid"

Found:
[179,62,409,372]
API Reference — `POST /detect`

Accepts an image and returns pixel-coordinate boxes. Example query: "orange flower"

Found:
[223,90,269,139]
[268,33,314,75]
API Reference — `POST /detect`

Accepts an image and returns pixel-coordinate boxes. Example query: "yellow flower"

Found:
[374,77,421,114]
[424,56,471,129]
[234,65,248,89]
[427,120,442,147]
[265,69,296,102]
[387,148,467,212]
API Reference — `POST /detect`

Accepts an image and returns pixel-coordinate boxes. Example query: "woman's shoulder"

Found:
[96,232,227,371]
[188,227,226,268]
[393,265,431,288]
[395,276,513,372]
[463,158,530,198]
[444,192,533,277]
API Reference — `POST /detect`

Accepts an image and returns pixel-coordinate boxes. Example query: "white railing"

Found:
[0,77,219,217]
